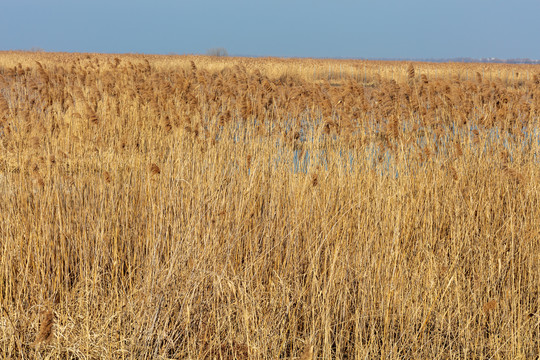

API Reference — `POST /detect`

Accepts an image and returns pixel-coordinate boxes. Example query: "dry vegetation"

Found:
[0,51,539,359]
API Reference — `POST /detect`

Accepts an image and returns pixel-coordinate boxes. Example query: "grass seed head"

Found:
[150,163,161,175]
[34,309,54,345]
[483,300,498,315]
[103,171,112,183]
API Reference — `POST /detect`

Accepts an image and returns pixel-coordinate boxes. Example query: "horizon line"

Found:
[2,49,539,65]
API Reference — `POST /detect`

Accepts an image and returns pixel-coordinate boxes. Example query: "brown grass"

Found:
[0,51,539,359]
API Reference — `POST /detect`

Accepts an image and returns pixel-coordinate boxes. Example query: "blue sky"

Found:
[1,0,539,59]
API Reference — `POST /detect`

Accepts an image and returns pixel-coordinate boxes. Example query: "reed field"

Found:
[1,51,540,359]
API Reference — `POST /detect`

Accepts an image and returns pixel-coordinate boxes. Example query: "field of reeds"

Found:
[0,51,539,359]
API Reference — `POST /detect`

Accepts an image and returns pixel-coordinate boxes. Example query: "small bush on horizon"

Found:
[206,47,228,57]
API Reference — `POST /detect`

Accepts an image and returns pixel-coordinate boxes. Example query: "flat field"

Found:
[0,51,539,359]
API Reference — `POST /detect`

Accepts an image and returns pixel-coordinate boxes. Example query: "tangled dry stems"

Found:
[0,51,539,359]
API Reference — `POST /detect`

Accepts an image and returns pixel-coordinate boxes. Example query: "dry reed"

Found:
[0,51,538,359]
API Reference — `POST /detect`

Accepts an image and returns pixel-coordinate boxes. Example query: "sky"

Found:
[1,0,539,60]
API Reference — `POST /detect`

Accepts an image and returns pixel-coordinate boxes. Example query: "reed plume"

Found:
[150,163,161,175]
[300,343,314,360]
[34,309,54,345]
[407,63,415,83]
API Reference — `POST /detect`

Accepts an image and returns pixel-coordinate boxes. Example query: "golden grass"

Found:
[0,51,539,359]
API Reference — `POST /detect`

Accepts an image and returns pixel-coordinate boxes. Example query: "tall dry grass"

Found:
[0,52,539,359]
